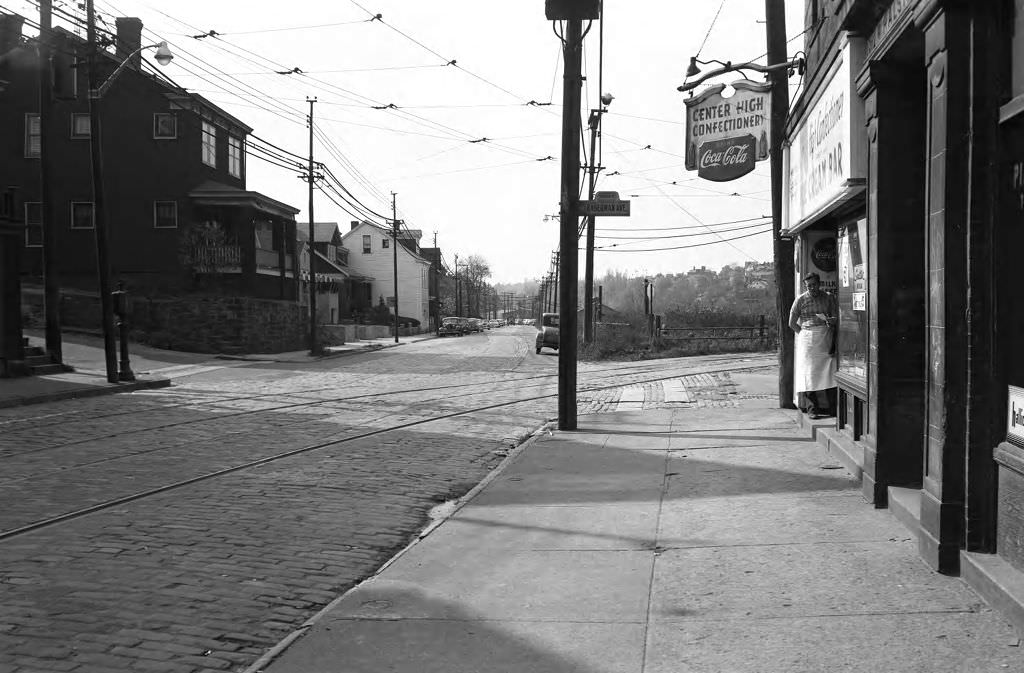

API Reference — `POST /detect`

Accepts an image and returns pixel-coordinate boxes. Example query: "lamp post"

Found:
[86,0,172,382]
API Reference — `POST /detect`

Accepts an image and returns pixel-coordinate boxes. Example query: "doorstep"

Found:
[887,486,922,539]
[962,551,1024,637]
[816,426,864,482]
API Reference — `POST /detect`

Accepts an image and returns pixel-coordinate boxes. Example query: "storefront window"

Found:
[837,219,868,379]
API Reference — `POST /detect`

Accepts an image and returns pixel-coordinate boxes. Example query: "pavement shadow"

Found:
[269,580,642,673]
[472,437,855,508]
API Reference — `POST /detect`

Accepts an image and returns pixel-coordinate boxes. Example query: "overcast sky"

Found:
[13,0,806,284]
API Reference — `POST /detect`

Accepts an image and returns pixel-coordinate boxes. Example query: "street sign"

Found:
[578,199,630,217]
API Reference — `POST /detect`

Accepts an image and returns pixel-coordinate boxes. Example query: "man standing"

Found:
[788,272,837,418]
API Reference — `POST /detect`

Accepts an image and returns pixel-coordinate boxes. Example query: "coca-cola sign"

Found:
[697,135,756,182]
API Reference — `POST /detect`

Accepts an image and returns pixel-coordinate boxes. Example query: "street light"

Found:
[677,54,804,93]
[87,0,174,382]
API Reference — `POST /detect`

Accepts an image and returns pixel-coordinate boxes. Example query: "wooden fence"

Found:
[659,314,778,351]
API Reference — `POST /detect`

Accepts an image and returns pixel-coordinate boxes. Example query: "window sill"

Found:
[836,371,867,398]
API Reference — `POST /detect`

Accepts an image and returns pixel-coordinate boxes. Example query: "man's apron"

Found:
[794,325,836,393]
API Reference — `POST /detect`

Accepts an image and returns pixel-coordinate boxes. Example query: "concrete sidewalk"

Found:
[258,373,1022,673]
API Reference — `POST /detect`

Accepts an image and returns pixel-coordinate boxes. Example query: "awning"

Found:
[782,179,866,237]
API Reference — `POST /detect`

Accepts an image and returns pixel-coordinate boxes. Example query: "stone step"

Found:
[28,363,67,375]
[23,353,53,366]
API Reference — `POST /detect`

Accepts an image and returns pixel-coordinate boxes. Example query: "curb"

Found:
[243,420,554,673]
[214,337,441,364]
[0,376,172,410]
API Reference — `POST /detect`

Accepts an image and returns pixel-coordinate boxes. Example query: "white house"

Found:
[342,220,431,330]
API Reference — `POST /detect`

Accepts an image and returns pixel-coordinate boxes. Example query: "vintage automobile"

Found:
[535,312,559,354]
[439,317,465,337]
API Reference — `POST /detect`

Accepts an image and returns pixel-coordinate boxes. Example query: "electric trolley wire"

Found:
[595,219,771,240]
[590,226,772,252]
[598,218,770,236]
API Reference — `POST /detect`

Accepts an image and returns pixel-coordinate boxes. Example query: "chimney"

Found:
[115,17,143,70]
[350,221,360,230]
[0,14,25,56]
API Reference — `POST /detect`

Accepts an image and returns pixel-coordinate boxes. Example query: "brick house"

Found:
[0,13,301,301]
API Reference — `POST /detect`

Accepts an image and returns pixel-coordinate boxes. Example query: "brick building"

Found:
[784,0,1024,633]
[0,13,301,300]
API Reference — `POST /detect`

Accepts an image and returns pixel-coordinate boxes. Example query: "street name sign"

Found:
[578,199,630,217]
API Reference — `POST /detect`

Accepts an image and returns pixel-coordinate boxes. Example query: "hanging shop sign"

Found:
[684,80,771,182]
[1008,385,1024,446]
[782,38,866,233]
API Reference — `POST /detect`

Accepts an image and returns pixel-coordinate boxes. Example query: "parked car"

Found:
[439,317,465,337]
[535,312,559,354]
[467,318,484,333]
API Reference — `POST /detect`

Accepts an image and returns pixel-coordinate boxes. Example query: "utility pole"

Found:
[558,17,583,431]
[306,97,318,355]
[38,0,62,364]
[454,254,460,316]
[391,191,399,344]
[766,0,795,409]
[583,103,605,344]
[552,251,560,312]
[433,231,439,332]
[85,0,118,383]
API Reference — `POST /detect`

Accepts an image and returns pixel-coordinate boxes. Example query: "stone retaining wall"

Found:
[21,288,346,354]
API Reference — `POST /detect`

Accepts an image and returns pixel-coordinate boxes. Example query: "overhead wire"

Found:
[590,227,772,252]
[595,219,771,240]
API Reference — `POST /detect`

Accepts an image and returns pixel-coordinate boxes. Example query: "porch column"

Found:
[916,0,971,573]
[857,60,928,505]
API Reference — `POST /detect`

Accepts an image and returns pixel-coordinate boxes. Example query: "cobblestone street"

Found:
[0,327,773,672]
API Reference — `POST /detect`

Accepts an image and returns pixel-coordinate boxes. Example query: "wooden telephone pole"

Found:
[766,0,795,408]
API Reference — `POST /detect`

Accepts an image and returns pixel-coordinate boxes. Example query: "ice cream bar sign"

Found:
[684,79,772,181]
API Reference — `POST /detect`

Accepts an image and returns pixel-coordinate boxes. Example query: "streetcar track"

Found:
[0,353,772,460]
[0,357,776,541]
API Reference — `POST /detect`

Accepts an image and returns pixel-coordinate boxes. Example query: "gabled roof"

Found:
[314,250,349,276]
[314,222,342,243]
[342,220,431,265]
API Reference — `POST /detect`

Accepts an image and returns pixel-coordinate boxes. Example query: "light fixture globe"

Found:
[153,41,173,66]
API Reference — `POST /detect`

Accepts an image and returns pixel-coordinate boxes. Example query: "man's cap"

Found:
[803,272,821,282]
